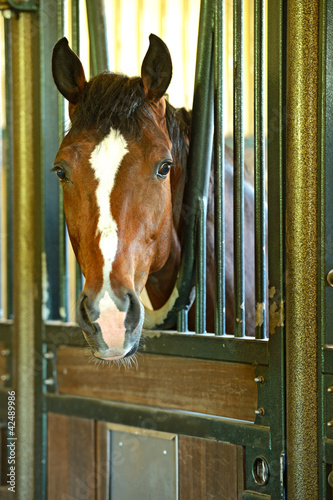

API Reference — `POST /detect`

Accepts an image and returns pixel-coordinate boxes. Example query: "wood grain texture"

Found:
[57,347,257,421]
[47,413,96,500]
[178,435,245,500]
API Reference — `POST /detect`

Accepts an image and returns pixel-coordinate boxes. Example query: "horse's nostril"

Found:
[77,292,95,335]
[124,291,142,331]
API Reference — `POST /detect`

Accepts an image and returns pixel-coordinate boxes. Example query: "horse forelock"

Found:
[67,71,191,171]
[69,72,152,139]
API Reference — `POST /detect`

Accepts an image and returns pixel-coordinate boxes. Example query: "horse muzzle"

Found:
[77,288,144,361]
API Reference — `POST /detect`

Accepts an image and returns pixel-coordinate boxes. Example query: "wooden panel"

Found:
[178,435,245,500]
[57,347,257,422]
[47,413,96,500]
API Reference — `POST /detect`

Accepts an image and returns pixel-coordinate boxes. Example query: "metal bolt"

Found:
[1,349,10,357]
[44,378,54,386]
[328,470,333,488]
[163,450,167,455]
[255,407,265,416]
[328,386,333,393]
[44,351,54,359]
[327,269,333,287]
[328,421,333,428]
[1,374,10,382]
[254,376,264,384]
[119,442,123,447]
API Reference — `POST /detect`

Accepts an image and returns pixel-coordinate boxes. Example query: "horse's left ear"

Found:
[141,34,172,103]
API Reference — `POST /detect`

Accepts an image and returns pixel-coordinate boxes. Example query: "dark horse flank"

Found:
[52,34,255,361]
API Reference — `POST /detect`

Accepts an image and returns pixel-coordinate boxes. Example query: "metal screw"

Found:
[327,269,333,287]
[1,374,10,382]
[1,349,10,357]
[119,442,123,447]
[255,407,265,416]
[44,351,54,360]
[254,376,264,384]
[163,450,167,455]
[328,421,333,428]
[328,386,333,393]
[328,470,333,488]
[44,378,54,386]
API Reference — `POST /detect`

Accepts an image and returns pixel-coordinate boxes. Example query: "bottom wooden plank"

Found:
[178,435,245,500]
[47,413,96,500]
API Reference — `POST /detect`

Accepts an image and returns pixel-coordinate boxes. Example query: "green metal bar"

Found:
[4,18,13,320]
[318,0,329,497]
[85,0,108,74]
[57,0,68,322]
[267,0,287,497]
[71,0,80,54]
[11,11,44,499]
[233,0,245,337]
[254,0,266,340]
[213,0,225,336]
[45,393,271,449]
[195,198,207,333]
[44,322,269,364]
[177,309,188,333]
[286,0,320,497]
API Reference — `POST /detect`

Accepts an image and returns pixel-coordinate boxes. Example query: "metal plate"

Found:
[109,424,178,500]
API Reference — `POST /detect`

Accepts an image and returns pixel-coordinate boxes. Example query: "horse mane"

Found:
[68,71,191,169]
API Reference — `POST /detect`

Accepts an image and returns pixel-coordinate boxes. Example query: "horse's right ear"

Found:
[52,37,86,105]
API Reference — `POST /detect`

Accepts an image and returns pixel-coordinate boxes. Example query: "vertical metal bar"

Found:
[177,309,188,333]
[214,0,225,336]
[71,0,84,312]
[4,18,13,319]
[57,0,68,322]
[286,0,319,497]
[233,0,245,337]
[267,0,287,496]
[71,0,80,54]
[195,198,207,333]
[254,0,266,339]
[85,0,109,74]
[11,11,44,500]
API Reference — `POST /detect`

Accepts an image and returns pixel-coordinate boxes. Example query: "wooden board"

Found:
[178,435,245,500]
[47,413,96,500]
[57,347,258,422]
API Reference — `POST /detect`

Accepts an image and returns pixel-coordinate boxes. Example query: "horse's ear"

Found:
[141,34,172,103]
[52,37,86,105]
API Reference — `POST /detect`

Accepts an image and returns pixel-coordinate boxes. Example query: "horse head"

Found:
[52,35,178,361]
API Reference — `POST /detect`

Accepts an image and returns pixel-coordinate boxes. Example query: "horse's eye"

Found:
[157,162,171,178]
[55,168,66,181]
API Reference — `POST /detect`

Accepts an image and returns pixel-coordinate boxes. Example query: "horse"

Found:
[52,34,255,361]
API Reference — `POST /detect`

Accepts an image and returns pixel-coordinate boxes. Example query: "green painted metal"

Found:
[265,1,286,497]
[45,393,271,449]
[319,0,333,498]
[85,0,108,75]
[213,0,225,336]
[233,0,245,337]
[254,0,266,340]
[4,18,13,320]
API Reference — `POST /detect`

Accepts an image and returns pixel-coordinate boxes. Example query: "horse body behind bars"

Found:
[52,34,255,361]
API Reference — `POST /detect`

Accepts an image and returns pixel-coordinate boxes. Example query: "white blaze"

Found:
[89,128,128,291]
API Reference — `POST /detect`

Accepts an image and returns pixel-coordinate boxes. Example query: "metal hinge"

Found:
[0,0,37,12]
